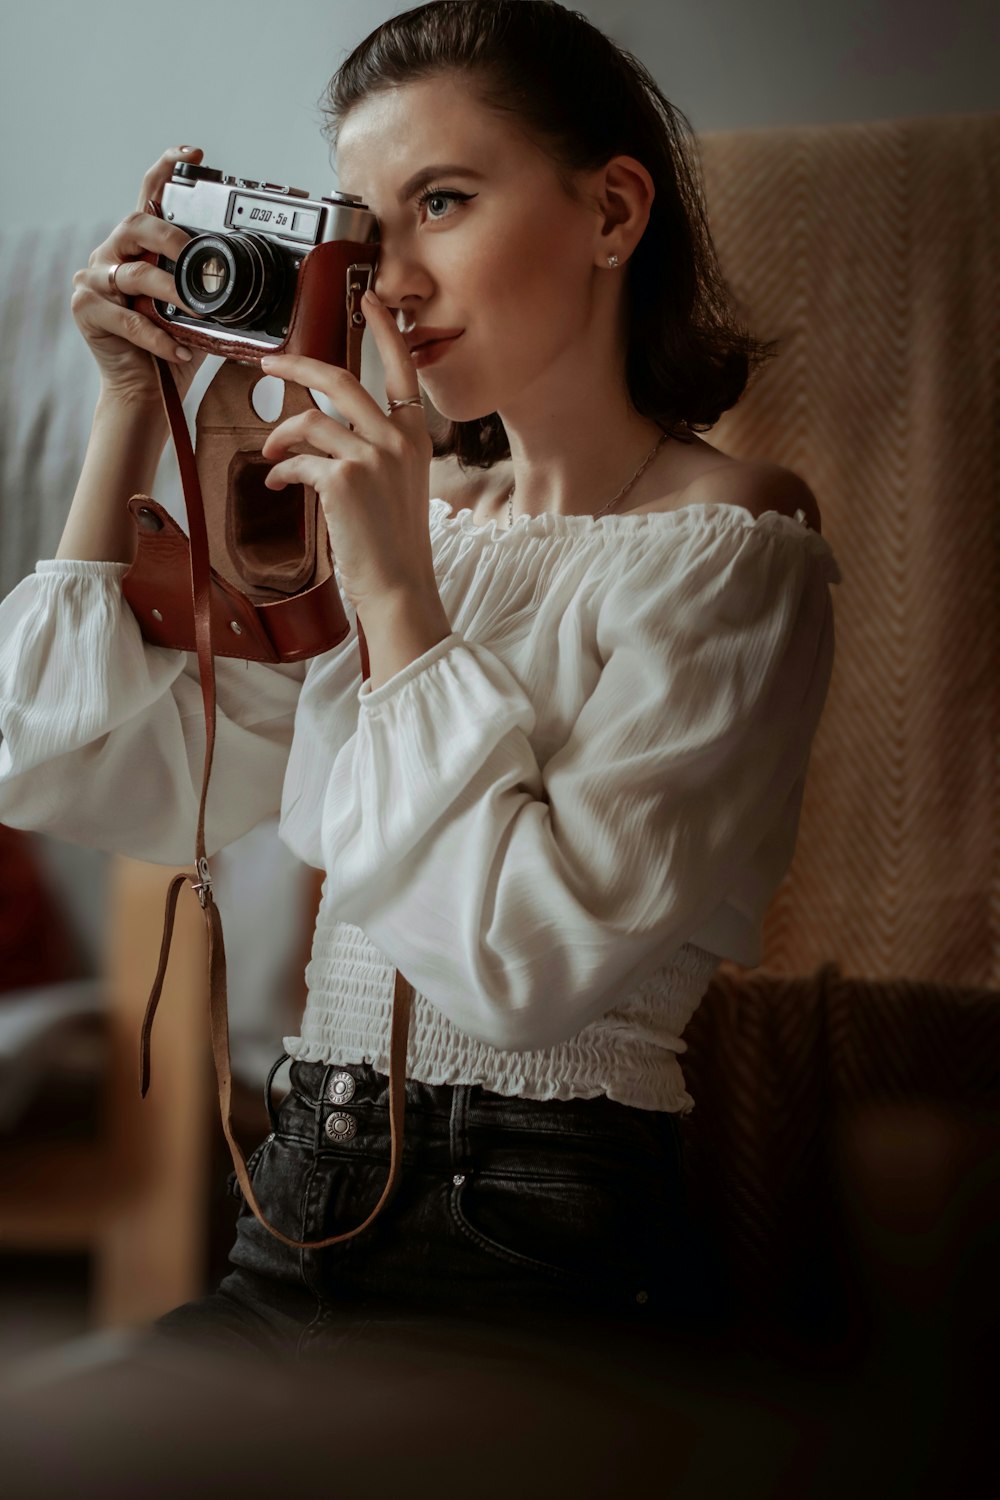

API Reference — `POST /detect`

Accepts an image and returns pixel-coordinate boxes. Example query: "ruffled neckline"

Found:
[429,495,840,567]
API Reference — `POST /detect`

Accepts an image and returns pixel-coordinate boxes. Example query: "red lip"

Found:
[403,327,463,354]
[411,333,463,367]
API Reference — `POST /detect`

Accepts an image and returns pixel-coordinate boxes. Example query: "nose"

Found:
[370,257,428,332]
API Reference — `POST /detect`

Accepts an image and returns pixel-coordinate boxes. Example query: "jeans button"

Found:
[325,1111,358,1142]
[326,1070,356,1104]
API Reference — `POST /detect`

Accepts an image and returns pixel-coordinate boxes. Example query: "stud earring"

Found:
[607,254,620,268]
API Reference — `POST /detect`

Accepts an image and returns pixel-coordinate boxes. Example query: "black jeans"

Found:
[152,1053,696,1363]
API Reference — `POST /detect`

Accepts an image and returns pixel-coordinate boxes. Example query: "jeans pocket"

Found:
[226,1132,276,1203]
[226,1131,319,1288]
[449,1157,674,1299]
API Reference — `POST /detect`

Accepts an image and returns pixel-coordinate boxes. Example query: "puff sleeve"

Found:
[0,560,306,864]
[316,516,839,1051]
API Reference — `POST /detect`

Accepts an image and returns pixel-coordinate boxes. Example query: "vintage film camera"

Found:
[138,157,381,362]
[123,160,382,666]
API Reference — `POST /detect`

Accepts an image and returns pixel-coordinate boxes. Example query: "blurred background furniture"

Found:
[0,851,211,1322]
[0,834,322,1323]
[677,962,1000,1356]
[0,109,997,1341]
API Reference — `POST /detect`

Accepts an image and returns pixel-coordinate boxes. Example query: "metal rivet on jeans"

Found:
[324,1111,357,1142]
[326,1070,356,1104]
[635,1289,649,1304]
[452,1173,466,1186]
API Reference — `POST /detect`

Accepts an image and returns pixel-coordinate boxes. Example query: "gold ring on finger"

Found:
[108,262,128,297]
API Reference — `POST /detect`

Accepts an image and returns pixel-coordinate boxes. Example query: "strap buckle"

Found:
[347,262,373,329]
[192,855,213,909]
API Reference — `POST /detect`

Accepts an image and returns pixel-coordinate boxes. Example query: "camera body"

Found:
[134,160,380,366]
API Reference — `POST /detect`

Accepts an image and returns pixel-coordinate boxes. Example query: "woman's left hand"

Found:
[259,289,437,618]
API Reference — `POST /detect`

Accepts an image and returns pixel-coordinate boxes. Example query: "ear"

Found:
[591,154,655,254]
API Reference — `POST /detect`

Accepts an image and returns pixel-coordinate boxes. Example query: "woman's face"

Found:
[335,73,615,424]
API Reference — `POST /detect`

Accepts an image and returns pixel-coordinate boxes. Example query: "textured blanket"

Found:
[697,111,999,988]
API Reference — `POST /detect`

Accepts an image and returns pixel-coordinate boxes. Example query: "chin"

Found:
[421,390,497,426]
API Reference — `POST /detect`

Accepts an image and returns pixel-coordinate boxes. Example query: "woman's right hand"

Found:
[71,144,209,407]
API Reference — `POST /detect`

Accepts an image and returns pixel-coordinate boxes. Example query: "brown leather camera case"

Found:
[123,235,378,662]
[118,224,417,1254]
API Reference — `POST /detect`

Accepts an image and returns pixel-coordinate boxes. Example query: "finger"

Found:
[259,353,385,433]
[137,144,203,215]
[99,252,198,318]
[260,407,367,464]
[102,203,198,318]
[360,290,422,401]
[76,280,196,367]
[111,208,195,272]
[263,453,330,493]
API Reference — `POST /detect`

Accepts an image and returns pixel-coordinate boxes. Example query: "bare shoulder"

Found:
[682,459,824,534]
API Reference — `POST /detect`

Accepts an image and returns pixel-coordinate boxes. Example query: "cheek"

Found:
[469,200,580,304]
[424,206,590,416]
[465,220,587,362]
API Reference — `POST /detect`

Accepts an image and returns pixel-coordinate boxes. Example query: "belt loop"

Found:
[450,1082,472,1178]
[316,1062,338,1138]
[263,1050,290,1135]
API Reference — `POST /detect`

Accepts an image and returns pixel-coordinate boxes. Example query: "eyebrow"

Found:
[395,164,486,203]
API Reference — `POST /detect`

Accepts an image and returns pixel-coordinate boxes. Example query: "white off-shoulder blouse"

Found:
[0,497,841,1115]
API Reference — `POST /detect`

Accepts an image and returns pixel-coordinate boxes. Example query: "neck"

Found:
[502,421,670,524]
[488,345,671,521]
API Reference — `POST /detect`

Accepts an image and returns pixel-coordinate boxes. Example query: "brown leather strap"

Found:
[137,344,413,1250]
[138,871,188,1096]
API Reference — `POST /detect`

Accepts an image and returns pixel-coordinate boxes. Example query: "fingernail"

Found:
[175,346,192,361]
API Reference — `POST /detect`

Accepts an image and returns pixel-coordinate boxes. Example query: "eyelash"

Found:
[414,186,474,220]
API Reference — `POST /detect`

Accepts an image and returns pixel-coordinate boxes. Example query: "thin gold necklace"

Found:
[504,430,670,529]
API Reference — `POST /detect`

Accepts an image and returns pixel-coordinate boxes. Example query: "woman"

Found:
[0,1,840,1359]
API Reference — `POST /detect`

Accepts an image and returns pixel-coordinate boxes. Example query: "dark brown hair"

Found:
[319,0,778,469]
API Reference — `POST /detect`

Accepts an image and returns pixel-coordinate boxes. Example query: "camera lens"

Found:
[174,231,284,327]
[190,252,228,298]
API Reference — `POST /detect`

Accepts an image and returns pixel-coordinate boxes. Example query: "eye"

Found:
[414,186,475,221]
